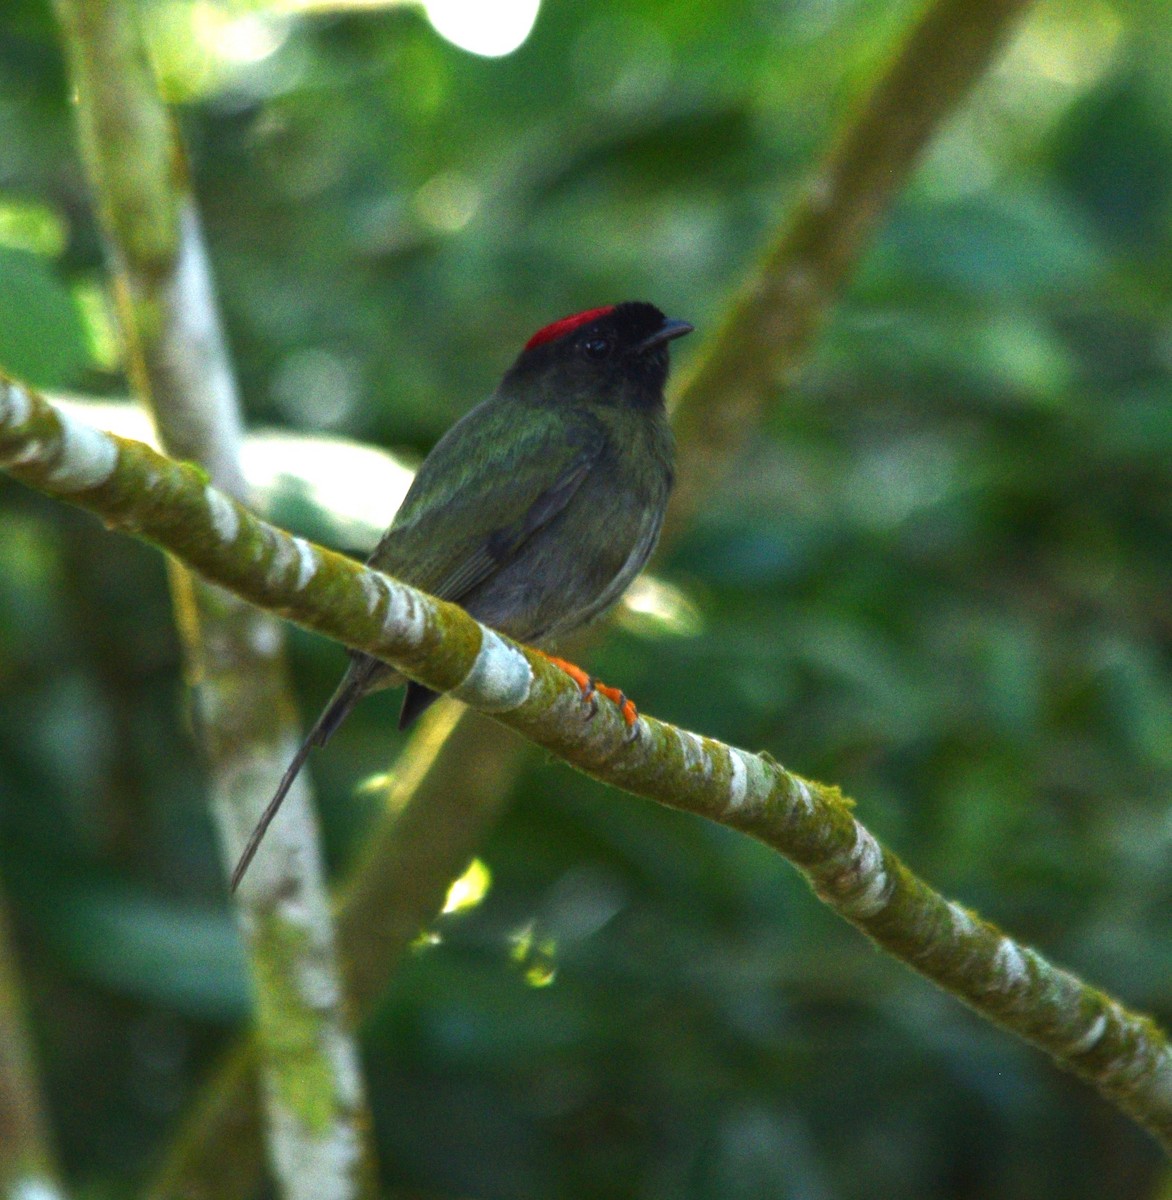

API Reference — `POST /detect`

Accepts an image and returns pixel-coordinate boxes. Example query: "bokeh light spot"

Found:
[443,857,492,914]
[422,0,540,58]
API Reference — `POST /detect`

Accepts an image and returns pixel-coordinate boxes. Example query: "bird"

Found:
[231,301,693,889]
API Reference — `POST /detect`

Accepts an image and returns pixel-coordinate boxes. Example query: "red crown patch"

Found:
[524,306,615,351]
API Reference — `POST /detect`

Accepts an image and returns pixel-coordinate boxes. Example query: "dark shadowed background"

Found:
[1,0,1170,1195]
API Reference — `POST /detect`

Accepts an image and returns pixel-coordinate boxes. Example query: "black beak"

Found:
[637,318,694,354]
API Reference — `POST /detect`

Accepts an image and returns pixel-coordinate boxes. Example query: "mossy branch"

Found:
[53,0,245,494]
[147,1,1040,1190]
[146,705,523,1200]
[3,376,1170,1154]
[51,1,376,1195]
[666,0,1032,536]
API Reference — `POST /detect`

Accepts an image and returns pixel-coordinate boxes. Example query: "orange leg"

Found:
[541,653,640,733]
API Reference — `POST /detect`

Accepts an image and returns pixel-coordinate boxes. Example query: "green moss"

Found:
[250,915,339,1136]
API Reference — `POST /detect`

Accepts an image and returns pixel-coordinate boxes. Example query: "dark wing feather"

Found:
[233,402,605,888]
[367,402,605,732]
[421,453,594,601]
[368,401,605,604]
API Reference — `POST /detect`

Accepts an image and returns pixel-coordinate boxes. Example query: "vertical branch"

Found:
[0,894,68,1200]
[149,704,526,1200]
[51,2,377,1197]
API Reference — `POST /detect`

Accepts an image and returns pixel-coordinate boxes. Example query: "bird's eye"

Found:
[582,336,612,360]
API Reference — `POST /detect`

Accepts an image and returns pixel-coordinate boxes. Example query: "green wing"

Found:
[367,400,605,602]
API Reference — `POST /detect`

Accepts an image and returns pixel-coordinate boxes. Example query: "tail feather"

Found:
[229,656,379,891]
[397,682,441,730]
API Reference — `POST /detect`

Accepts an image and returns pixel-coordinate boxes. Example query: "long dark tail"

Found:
[230,657,378,891]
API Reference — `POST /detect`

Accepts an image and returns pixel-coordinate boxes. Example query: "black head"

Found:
[506,302,693,409]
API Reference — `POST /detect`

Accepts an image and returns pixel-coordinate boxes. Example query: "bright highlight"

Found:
[443,857,493,914]
[422,0,540,58]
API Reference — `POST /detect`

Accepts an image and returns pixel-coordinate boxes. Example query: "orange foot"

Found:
[542,653,640,737]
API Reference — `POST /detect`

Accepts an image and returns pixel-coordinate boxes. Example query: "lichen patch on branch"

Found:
[4,377,1172,1152]
[357,572,383,615]
[45,409,119,492]
[675,728,713,778]
[992,937,1030,991]
[725,746,771,816]
[380,574,428,645]
[205,484,240,542]
[727,746,748,810]
[292,537,319,590]
[450,628,532,712]
[1068,1013,1109,1057]
[945,901,979,946]
[813,824,892,918]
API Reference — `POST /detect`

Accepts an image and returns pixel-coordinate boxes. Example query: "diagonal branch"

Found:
[50,2,376,1196]
[144,0,1039,1191]
[666,0,1033,536]
[3,376,1171,1155]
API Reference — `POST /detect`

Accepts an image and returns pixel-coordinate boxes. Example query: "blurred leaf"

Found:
[43,884,248,1021]
[1052,74,1172,249]
[3,0,1172,1194]
[0,246,89,386]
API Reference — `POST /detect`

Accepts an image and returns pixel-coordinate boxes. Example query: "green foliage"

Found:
[1,0,1171,1196]
[0,246,89,385]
